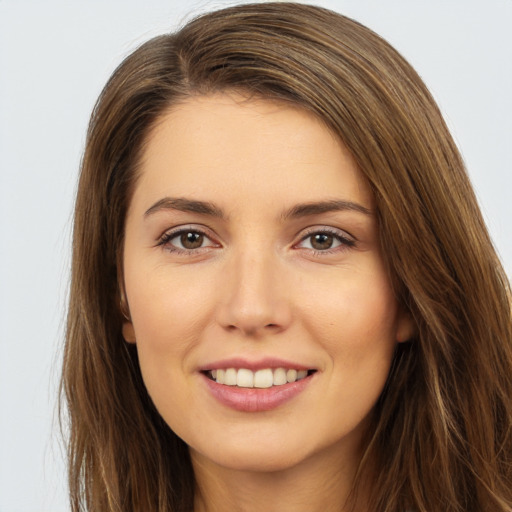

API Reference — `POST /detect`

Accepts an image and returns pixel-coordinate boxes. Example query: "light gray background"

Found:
[1,1,511,510]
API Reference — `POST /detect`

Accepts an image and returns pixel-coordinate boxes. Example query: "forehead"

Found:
[132,92,373,215]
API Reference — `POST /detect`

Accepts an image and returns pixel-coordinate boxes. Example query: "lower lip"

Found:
[202,373,315,412]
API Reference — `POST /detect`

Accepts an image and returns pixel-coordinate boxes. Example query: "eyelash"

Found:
[156,226,356,255]
[157,226,218,254]
[295,227,356,255]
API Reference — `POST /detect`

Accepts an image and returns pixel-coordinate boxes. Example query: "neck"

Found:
[191,442,369,512]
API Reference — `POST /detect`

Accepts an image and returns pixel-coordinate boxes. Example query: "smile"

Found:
[206,368,315,388]
[203,368,317,412]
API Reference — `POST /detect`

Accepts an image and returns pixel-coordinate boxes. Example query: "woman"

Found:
[61,2,512,511]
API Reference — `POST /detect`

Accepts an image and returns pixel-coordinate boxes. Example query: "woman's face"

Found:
[122,93,412,474]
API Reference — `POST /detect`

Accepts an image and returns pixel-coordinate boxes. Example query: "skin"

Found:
[122,92,413,511]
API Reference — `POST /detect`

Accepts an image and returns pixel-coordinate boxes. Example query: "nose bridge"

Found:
[218,242,290,336]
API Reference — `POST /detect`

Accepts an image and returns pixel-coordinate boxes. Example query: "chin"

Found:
[188,423,348,476]
[192,444,311,474]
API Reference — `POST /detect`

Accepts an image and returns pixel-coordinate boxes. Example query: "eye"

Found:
[296,228,355,253]
[175,231,207,250]
[302,233,341,251]
[158,227,218,253]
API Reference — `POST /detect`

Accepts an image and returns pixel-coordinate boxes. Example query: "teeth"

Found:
[210,367,312,388]
[237,368,254,388]
[224,368,237,386]
[273,368,287,386]
[254,369,273,388]
[286,369,297,383]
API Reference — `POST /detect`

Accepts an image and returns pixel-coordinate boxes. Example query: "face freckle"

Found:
[122,92,413,477]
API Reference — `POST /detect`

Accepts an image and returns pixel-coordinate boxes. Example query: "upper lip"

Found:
[198,357,315,372]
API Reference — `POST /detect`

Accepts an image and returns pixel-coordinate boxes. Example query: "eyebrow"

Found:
[281,199,372,219]
[144,197,372,220]
[144,197,225,218]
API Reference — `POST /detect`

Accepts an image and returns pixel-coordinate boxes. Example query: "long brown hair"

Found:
[61,3,512,511]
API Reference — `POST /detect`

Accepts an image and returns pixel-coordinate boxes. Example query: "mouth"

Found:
[203,367,317,389]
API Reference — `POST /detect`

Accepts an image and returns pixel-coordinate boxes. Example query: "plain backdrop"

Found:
[0,1,511,510]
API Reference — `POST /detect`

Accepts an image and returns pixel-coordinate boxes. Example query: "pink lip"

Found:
[201,371,315,412]
[198,357,312,372]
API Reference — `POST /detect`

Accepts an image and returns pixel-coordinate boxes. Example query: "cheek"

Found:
[302,268,399,365]
[125,275,205,421]
[126,266,214,353]
[283,268,400,450]
[124,265,223,420]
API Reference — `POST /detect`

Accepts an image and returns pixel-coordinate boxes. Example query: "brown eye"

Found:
[180,232,204,249]
[310,233,335,250]
[159,228,215,252]
[296,228,354,253]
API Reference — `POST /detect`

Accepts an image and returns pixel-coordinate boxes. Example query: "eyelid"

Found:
[156,224,221,252]
[293,225,356,253]
[297,225,356,240]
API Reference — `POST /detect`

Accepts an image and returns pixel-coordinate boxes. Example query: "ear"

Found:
[122,320,136,344]
[119,289,136,344]
[396,308,416,343]
[118,256,136,344]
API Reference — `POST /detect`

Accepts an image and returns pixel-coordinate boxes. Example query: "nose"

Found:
[216,249,292,338]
